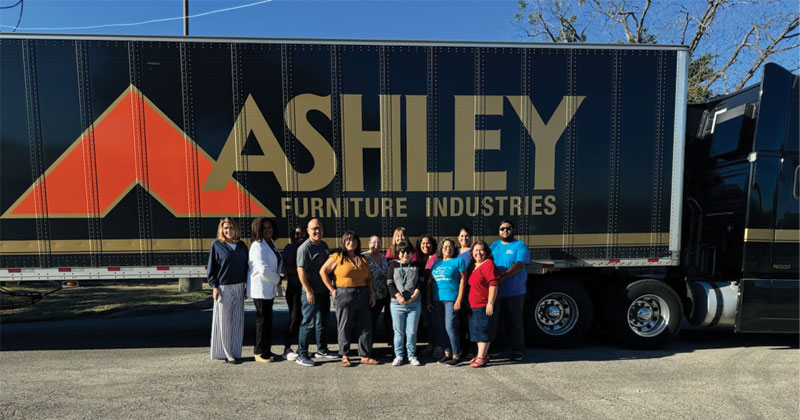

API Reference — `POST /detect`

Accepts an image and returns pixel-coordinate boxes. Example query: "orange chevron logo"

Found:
[1,86,273,219]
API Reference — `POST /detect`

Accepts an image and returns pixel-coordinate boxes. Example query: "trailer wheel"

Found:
[525,277,592,348]
[612,279,683,349]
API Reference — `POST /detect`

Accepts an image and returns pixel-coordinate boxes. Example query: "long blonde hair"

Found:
[216,217,241,242]
[387,227,407,259]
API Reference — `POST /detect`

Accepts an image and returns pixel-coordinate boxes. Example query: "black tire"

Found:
[611,279,683,349]
[525,276,592,348]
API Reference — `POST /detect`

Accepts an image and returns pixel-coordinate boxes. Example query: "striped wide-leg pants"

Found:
[210,282,245,360]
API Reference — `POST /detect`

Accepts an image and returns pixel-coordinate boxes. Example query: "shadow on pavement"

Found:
[1,308,797,365]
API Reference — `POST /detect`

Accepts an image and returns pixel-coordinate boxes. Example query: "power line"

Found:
[0,0,272,31]
[12,0,22,32]
[0,0,22,10]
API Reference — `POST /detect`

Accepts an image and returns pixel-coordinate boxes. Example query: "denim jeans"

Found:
[298,292,330,358]
[390,299,422,357]
[497,294,525,353]
[432,300,461,357]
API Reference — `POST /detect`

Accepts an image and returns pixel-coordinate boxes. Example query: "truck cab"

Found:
[683,63,799,332]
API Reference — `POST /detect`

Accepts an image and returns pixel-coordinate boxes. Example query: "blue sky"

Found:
[0,0,524,41]
[0,0,797,95]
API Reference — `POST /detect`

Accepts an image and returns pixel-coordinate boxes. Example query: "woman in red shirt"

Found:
[466,240,500,368]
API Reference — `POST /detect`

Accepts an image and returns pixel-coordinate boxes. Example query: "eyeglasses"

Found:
[499,226,512,231]
[398,250,412,255]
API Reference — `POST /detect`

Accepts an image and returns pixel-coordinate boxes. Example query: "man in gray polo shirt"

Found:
[295,218,335,366]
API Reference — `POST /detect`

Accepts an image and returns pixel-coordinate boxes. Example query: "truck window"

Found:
[710,104,753,158]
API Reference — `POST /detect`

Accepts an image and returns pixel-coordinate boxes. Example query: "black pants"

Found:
[370,295,392,346]
[334,287,373,357]
[253,298,274,356]
[283,283,302,349]
[458,300,473,354]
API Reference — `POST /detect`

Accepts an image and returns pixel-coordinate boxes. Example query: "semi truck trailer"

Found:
[0,34,796,348]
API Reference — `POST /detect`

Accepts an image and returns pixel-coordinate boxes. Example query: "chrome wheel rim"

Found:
[535,293,579,336]
[627,294,670,337]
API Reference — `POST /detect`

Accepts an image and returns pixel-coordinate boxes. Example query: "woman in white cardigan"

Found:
[248,217,283,362]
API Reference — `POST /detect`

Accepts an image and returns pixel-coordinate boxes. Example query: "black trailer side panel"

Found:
[0,37,685,270]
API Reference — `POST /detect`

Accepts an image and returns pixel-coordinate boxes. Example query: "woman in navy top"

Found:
[208,217,249,364]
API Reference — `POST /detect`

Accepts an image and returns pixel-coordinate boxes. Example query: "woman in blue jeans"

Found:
[427,238,467,366]
[387,242,424,366]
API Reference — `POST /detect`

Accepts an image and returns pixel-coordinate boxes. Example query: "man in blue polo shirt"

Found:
[490,220,530,361]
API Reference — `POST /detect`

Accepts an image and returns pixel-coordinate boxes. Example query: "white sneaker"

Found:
[282,349,298,361]
[392,356,403,366]
[409,356,421,366]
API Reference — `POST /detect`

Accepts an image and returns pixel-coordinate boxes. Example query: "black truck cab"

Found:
[683,63,799,333]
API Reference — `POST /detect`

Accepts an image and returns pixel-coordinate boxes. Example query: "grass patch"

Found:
[0,280,212,323]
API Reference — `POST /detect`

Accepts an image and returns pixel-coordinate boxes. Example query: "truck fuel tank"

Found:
[687,281,739,328]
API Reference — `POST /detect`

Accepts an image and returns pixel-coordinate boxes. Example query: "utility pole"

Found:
[183,0,189,36]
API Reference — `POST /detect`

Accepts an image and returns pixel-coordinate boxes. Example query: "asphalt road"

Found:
[1,305,798,420]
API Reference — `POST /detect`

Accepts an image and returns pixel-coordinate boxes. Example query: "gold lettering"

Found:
[465,196,479,217]
[454,95,506,191]
[326,198,341,217]
[481,196,494,216]
[294,198,308,218]
[205,94,335,196]
[406,95,452,192]
[282,198,292,218]
[544,195,557,215]
[205,95,288,200]
[311,198,324,218]
[507,95,585,190]
[380,95,403,192]
[341,94,378,192]
[351,197,363,217]
[450,197,464,217]
[425,197,431,217]
[523,195,530,216]
[286,94,337,191]
[531,195,543,216]
[381,197,394,217]
[435,197,447,217]
[510,196,522,216]
[365,198,379,217]
[495,196,508,216]
[397,197,407,217]
[341,94,403,192]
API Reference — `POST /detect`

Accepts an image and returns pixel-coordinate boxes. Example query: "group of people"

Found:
[207,216,530,368]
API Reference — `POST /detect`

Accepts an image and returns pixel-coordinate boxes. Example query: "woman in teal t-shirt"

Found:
[426,239,467,365]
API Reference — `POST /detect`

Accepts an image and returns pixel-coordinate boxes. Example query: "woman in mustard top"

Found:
[320,231,378,366]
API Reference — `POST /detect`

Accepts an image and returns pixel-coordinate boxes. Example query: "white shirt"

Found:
[247,239,282,299]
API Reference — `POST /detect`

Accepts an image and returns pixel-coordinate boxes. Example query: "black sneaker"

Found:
[314,349,338,359]
[437,355,452,364]
[444,357,461,367]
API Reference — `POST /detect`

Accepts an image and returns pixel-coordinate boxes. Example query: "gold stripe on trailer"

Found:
[0,233,671,254]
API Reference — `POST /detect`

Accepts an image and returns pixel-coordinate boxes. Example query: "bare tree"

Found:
[515,0,799,101]
[588,0,656,44]
[514,0,588,43]
[730,15,799,90]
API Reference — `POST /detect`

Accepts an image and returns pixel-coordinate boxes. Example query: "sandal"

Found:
[341,356,351,367]
[360,357,379,365]
[470,357,487,368]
